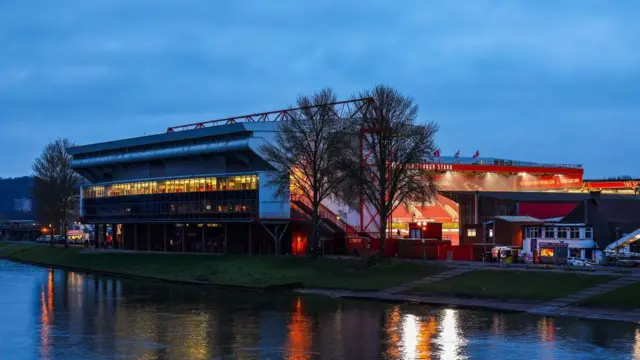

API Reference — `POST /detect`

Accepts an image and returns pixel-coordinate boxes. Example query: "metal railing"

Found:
[290,195,358,235]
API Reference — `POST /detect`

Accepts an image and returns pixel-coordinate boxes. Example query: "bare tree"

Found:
[339,85,439,259]
[260,88,355,255]
[33,139,83,248]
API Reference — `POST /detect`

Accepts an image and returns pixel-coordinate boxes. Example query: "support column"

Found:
[163,223,167,252]
[95,224,101,249]
[224,224,228,254]
[181,225,185,253]
[134,224,138,251]
[147,224,151,251]
[102,224,109,249]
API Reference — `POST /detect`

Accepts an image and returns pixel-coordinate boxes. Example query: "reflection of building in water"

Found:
[402,314,438,359]
[316,302,381,359]
[176,312,211,360]
[538,318,555,343]
[385,306,402,359]
[384,306,438,360]
[285,297,313,360]
[491,312,506,335]
[434,309,467,360]
[39,269,55,359]
[232,310,262,360]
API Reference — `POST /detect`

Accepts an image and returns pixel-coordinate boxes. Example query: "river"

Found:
[0,260,638,360]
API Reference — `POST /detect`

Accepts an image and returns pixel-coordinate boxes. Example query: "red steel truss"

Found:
[167,97,375,133]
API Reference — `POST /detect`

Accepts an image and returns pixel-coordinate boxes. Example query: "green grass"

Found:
[0,243,446,291]
[579,282,640,309]
[408,269,614,302]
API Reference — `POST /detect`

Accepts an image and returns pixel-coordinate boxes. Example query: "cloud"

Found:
[0,0,638,177]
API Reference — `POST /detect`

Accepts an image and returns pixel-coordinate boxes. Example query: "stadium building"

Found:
[68,103,640,256]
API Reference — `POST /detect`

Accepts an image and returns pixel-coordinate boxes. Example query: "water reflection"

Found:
[435,309,467,360]
[634,329,640,360]
[0,261,638,359]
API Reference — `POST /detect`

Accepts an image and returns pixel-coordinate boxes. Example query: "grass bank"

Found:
[578,282,640,310]
[0,243,446,291]
[408,269,614,302]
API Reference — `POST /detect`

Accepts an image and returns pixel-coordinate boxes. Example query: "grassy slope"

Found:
[408,269,614,302]
[0,243,447,291]
[578,282,640,309]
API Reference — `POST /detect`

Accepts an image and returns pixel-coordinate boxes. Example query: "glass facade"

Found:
[83,175,258,199]
[82,175,259,222]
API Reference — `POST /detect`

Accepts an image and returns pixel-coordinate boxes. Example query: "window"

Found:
[540,248,554,257]
[585,228,593,239]
[489,229,494,237]
[467,229,477,237]
[526,227,541,238]
[569,248,581,258]
[84,175,259,198]
[558,227,569,239]
[544,227,556,239]
[570,227,580,239]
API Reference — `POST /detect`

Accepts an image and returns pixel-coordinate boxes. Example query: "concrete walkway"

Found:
[379,267,475,295]
[529,275,640,315]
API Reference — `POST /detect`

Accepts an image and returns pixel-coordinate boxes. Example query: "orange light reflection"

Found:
[286,297,312,360]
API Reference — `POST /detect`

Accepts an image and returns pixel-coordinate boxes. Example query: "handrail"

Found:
[290,195,357,234]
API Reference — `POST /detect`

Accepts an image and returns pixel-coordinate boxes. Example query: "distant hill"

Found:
[0,176,35,220]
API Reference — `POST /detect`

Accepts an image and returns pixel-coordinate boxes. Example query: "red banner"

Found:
[517,174,583,190]
[584,181,640,189]
[433,173,583,192]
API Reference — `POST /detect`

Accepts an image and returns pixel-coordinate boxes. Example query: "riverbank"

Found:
[1,242,639,324]
[0,243,447,291]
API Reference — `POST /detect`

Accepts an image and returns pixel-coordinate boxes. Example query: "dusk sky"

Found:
[1,0,638,178]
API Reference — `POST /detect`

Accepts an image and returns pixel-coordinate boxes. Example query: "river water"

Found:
[0,260,638,360]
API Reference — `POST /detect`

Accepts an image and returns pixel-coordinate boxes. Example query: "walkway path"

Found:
[529,275,640,315]
[379,267,475,295]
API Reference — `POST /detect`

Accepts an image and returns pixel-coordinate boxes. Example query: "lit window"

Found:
[489,229,494,237]
[467,229,477,237]
[540,248,555,257]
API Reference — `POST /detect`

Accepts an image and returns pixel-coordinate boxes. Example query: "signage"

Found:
[406,163,453,171]
[517,174,583,190]
[539,241,568,248]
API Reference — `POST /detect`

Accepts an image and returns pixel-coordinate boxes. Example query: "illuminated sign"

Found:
[406,163,453,171]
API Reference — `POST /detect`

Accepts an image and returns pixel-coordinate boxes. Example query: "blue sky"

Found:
[1,0,638,178]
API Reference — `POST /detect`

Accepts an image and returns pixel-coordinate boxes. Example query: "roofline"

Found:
[67,122,278,156]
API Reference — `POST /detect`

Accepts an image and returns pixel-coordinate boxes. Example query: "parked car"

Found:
[36,235,51,243]
[567,257,591,267]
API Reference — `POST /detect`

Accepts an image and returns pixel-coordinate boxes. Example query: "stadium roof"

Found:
[67,122,279,156]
